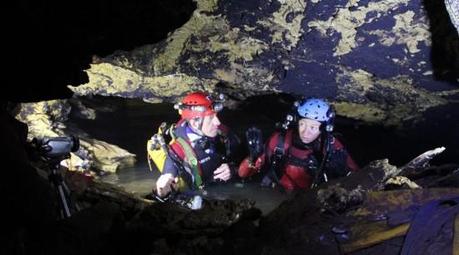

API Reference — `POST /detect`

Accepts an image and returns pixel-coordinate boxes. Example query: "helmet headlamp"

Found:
[175,92,225,120]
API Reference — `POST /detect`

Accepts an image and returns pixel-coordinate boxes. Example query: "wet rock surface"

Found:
[68,0,458,126]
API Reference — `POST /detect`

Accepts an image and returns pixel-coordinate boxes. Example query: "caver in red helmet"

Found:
[175,92,223,120]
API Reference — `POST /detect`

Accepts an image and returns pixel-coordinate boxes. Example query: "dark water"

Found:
[100,162,289,214]
[69,95,459,214]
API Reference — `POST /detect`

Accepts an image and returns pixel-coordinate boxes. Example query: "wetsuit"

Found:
[240,129,359,191]
[162,120,240,189]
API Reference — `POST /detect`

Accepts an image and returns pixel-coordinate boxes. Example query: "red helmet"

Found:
[175,92,223,120]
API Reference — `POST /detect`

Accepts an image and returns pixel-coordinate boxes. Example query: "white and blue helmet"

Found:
[296,98,333,122]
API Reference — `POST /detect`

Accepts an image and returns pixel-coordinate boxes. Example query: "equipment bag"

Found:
[147,122,174,172]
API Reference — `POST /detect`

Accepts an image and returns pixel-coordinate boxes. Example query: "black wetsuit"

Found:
[162,121,240,189]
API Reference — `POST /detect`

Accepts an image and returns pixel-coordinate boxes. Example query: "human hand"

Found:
[238,156,264,178]
[156,173,178,197]
[213,163,232,181]
[246,126,264,159]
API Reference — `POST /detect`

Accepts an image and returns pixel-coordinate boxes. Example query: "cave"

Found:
[2,0,459,254]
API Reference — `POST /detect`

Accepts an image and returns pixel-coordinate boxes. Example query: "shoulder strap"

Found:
[175,137,203,188]
[269,130,295,184]
[274,130,293,157]
[274,133,284,156]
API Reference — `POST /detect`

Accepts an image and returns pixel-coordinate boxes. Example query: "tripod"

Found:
[47,160,75,219]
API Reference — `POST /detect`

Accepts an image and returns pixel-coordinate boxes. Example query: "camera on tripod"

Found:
[32,136,80,161]
[31,135,80,218]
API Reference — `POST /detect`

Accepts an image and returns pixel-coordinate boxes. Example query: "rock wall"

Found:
[70,0,459,126]
[445,0,459,33]
[17,100,136,173]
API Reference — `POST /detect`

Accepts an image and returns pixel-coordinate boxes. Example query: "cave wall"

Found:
[4,0,458,168]
[16,100,137,173]
[69,0,459,126]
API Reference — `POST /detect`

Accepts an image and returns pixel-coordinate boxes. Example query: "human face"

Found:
[298,118,321,144]
[200,113,221,137]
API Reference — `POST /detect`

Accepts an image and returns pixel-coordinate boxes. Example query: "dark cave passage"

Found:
[68,95,459,171]
[65,95,459,210]
[5,0,197,101]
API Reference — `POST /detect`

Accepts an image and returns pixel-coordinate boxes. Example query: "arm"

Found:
[326,137,359,178]
[238,154,266,178]
[246,127,263,166]
[238,131,280,178]
[155,148,181,197]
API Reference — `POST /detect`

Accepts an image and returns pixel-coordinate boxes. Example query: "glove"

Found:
[238,156,264,178]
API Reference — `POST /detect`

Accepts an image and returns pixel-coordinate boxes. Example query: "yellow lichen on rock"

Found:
[207,29,269,62]
[393,11,431,53]
[71,0,292,101]
[73,13,273,100]
[189,20,269,63]
[214,63,275,92]
[385,176,420,189]
[196,0,219,12]
[16,99,136,173]
[308,0,411,56]
[80,139,136,173]
[335,68,448,125]
[334,101,386,123]
[69,63,218,101]
[369,10,431,54]
[72,63,143,95]
[214,68,237,84]
[17,100,70,139]
[258,0,307,50]
[142,73,217,99]
[152,0,221,74]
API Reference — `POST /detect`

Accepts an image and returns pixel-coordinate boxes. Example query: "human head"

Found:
[189,113,221,137]
[175,91,223,137]
[298,118,322,144]
[296,98,334,143]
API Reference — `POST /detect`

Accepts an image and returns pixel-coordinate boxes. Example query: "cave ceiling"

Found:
[4,0,458,126]
[66,0,459,126]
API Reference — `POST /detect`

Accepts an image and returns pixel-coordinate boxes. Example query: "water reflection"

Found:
[101,163,290,215]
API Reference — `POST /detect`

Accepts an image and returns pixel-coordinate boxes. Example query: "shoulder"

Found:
[330,135,344,150]
[267,129,293,149]
[267,131,280,144]
[169,138,191,160]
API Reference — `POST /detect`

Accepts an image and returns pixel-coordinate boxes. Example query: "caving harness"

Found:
[147,122,202,191]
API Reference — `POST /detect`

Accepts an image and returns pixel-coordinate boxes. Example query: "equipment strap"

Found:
[176,137,202,188]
